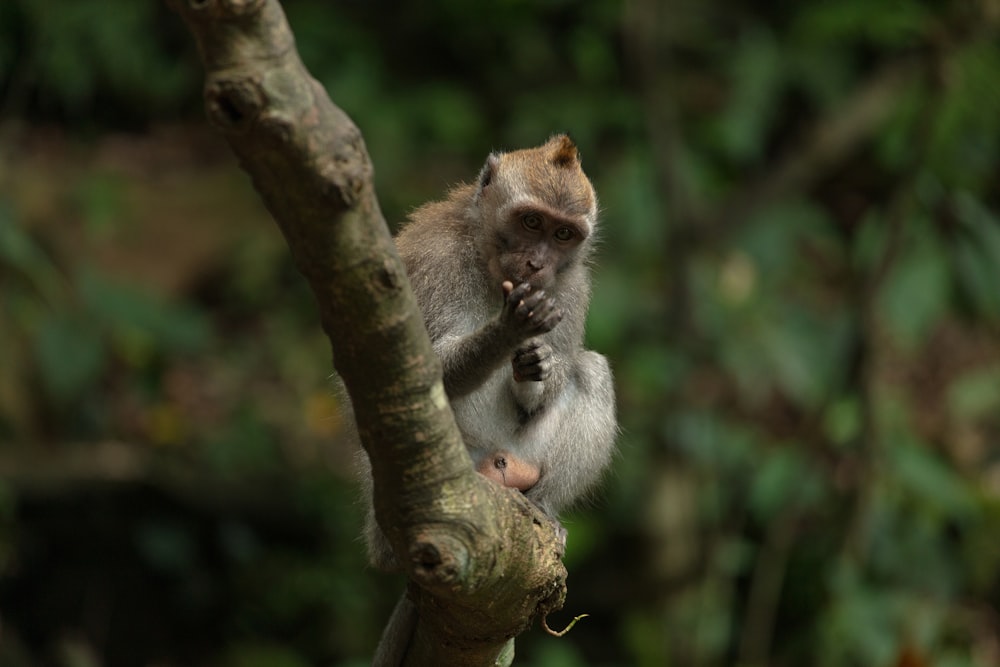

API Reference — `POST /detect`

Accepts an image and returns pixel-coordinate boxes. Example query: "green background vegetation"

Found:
[2,1,1000,665]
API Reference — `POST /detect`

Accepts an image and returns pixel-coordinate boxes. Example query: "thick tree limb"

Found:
[166,1,568,664]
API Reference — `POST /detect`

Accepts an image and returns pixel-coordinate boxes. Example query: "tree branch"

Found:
[166,1,568,664]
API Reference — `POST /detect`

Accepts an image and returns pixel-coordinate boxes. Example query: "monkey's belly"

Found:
[450,371,537,466]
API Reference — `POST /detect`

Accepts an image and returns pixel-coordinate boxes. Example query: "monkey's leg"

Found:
[518,350,616,515]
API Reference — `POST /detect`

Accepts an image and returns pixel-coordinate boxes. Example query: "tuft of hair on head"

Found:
[548,134,579,167]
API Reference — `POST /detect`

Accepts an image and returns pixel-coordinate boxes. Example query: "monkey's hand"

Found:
[512,338,554,382]
[476,450,541,492]
[500,281,563,342]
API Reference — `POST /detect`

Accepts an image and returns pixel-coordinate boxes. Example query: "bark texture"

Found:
[167,1,568,665]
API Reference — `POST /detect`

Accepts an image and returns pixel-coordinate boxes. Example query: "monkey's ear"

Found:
[477,153,500,193]
[549,134,579,167]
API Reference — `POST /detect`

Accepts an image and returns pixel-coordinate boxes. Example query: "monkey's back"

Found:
[395,185,498,342]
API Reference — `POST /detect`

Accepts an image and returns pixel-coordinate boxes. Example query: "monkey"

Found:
[352,134,617,572]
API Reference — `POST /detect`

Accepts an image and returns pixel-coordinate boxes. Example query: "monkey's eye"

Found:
[521,213,544,231]
[554,227,574,242]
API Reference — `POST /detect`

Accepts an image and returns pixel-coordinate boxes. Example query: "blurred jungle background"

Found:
[2,1,1000,666]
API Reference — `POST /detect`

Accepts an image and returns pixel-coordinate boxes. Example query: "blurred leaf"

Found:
[963,499,1000,592]
[79,269,209,357]
[204,409,281,476]
[928,41,1000,187]
[0,202,63,303]
[947,366,1000,420]
[570,27,616,84]
[560,513,603,567]
[34,312,106,404]
[718,303,851,408]
[822,566,900,666]
[711,28,783,163]
[951,193,1000,320]
[822,397,862,447]
[852,211,892,272]
[217,644,310,667]
[74,172,125,238]
[135,521,197,573]
[749,446,824,521]
[621,345,689,397]
[16,0,194,116]
[411,85,485,149]
[793,0,929,47]
[523,638,586,667]
[622,610,669,667]
[737,199,837,274]
[596,152,666,260]
[786,43,855,110]
[891,440,977,520]
[877,226,951,349]
[667,410,755,472]
[876,78,927,169]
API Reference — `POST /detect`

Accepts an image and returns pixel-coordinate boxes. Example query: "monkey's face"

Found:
[488,205,589,290]
[475,134,598,289]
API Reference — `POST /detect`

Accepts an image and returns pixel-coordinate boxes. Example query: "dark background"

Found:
[2,1,1000,665]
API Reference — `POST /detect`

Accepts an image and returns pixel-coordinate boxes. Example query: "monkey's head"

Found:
[473,134,598,290]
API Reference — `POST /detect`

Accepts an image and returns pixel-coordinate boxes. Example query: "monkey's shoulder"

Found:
[396,184,476,241]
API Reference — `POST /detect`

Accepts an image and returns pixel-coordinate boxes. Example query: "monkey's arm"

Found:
[438,282,561,399]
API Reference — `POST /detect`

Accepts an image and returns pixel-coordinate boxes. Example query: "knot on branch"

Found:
[534,576,568,625]
[410,535,467,588]
[317,124,373,208]
[375,259,404,291]
[205,76,265,132]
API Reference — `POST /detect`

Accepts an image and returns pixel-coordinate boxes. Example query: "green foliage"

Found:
[3,0,1000,666]
[0,2,197,123]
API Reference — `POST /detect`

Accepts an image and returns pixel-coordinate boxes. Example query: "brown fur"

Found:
[355,136,617,573]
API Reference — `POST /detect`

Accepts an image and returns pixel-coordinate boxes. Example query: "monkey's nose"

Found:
[527,259,543,272]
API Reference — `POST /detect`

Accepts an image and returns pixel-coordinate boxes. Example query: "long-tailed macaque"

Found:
[355,134,617,571]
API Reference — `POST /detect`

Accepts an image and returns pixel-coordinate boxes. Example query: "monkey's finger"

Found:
[507,282,534,307]
[525,297,558,322]
[514,344,551,365]
[535,307,563,332]
[502,280,515,296]
[514,341,549,361]
[519,289,548,311]
[515,291,548,320]
[513,361,551,381]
